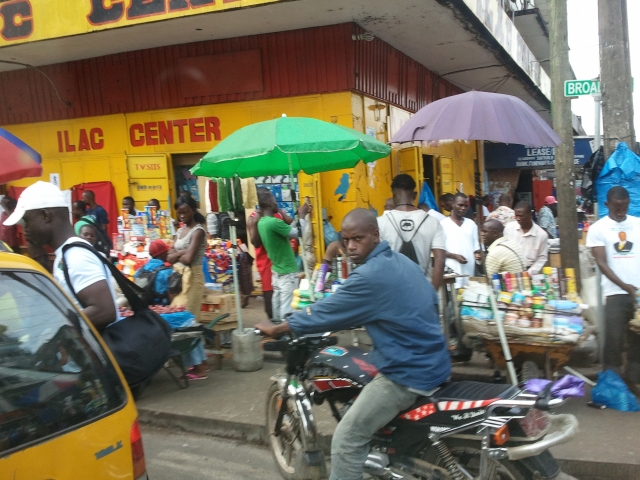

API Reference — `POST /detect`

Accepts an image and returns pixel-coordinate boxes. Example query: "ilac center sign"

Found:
[0,0,278,45]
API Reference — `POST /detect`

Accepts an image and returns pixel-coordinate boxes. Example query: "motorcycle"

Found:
[262,331,578,480]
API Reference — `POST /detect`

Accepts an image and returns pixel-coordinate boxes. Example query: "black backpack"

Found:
[388,212,429,265]
[135,265,169,303]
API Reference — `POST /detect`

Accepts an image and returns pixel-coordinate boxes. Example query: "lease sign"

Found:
[0,0,279,46]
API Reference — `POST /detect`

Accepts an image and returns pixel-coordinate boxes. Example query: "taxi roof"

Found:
[0,250,50,275]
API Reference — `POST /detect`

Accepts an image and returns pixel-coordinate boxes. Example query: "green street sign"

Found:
[564,79,600,97]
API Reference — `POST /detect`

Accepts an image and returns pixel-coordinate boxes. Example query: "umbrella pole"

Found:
[288,155,315,303]
[488,279,518,385]
[229,222,243,332]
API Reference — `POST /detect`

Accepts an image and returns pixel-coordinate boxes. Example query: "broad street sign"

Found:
[564,79,600,97]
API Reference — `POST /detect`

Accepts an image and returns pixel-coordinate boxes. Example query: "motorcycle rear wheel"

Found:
[266,382,327,480]
[422,438,529,480]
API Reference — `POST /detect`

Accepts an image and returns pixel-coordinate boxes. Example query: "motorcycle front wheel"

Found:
[265,382,327,480]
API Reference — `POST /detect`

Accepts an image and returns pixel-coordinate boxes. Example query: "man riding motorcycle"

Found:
[257,208,451,480]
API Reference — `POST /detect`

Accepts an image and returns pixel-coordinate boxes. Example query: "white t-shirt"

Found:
[586,215,640,297]
[440,217,480,287]
[378,210,445,278]
[54,237,120,317]
[427,209,446,222]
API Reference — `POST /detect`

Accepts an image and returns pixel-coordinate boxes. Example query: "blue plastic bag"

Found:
[591,370,640,412]
[596,142,640,219]
[418,181,439,212]
[160,311,196,329]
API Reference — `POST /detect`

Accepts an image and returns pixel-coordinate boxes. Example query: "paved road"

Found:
[142,427,282,480]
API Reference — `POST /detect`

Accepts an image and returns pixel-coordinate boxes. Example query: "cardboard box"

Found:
[202,293,237,314]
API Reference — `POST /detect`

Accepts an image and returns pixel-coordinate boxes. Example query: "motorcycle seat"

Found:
[430,381,519,402]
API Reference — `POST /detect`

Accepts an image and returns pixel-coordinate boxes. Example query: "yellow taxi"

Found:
[0,244,148,479]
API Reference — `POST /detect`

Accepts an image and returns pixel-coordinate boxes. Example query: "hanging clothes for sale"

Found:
[231,176,243,211]
[208,180,219,212]
[217,178,233,212]
[241,178,259,209]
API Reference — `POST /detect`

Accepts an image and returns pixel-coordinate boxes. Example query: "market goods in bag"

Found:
[591,370,640,412]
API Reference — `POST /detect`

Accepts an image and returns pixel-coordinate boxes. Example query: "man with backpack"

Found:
[4,181,119,330]
[378,174,446,290]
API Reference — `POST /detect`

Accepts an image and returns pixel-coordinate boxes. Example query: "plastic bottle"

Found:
[522,272,532,291]
[491,273,502,293]
[504,273,513,292]
[336,256,343,282]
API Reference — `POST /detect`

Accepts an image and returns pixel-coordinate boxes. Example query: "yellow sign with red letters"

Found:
[0,0,279,47]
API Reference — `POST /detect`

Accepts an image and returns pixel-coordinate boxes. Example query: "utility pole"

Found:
[550,0,580,282]
[599,0,636,158]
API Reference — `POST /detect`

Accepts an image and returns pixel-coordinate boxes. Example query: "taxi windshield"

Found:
[0,269,126,455]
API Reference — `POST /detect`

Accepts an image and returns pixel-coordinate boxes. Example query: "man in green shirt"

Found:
[256,189,300,321]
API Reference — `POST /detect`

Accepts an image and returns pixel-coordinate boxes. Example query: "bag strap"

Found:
[61,241,148,312]
[388,212,429,243]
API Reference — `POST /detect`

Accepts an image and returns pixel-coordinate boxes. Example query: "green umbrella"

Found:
[190,116,390,178]
[191,117,390,332]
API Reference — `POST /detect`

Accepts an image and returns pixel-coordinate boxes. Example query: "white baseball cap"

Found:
[3,181,69,226]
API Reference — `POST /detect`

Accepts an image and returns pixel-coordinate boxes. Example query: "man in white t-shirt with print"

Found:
[586,186,640,388]
[378,174,446,290]
[4,182,119,331]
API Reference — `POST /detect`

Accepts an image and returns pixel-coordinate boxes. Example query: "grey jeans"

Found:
[329,373,418,480]
[271,271,298,321]
[604,294,640,381]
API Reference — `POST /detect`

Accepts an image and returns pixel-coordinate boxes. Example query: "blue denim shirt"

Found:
[288,241,451,391]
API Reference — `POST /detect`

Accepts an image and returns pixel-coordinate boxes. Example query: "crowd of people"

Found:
[2,182,212,381]
[5,176,640,480]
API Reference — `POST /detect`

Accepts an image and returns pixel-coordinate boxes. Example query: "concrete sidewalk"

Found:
[137,299,639,480]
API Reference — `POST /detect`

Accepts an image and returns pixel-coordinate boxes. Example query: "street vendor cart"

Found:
[459,269,590,381]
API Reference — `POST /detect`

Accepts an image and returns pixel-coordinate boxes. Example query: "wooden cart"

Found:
[482,338,576,380]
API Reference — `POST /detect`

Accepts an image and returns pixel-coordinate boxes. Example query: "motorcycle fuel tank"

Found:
[307,345,377,391]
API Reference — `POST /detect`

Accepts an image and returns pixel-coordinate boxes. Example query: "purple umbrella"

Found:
[391,91,562,147]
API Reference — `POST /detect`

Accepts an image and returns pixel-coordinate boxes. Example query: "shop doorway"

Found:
[172,153,208,212]
[514,170,534,207]
[422,154,435,197]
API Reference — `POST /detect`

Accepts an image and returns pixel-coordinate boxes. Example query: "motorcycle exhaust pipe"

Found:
[506,413,579,461]
[364,452,450,480]
[393,456,451,479]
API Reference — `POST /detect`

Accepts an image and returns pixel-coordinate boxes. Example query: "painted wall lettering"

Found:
[57,128,104,153]
[135,163,162,170]
[87,0,124,25]
[1,0,33,41]
[129,116,220,147]
[88,0,225,25]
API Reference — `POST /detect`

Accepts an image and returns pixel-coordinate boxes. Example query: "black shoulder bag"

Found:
[61,242,172,387]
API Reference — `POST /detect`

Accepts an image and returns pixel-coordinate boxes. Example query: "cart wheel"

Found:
[521,360,542,381]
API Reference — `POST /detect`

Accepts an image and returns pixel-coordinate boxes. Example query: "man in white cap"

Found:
[4,181,118,330]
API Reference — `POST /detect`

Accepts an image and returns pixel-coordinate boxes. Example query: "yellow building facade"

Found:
[7,91,481,254]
